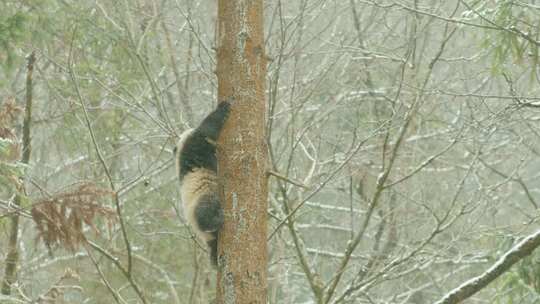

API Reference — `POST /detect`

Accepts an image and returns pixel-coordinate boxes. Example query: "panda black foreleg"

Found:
[195,194,224,233]
[197,101,231,141]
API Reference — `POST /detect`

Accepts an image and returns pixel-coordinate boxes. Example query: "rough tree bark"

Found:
[216,0,267,303]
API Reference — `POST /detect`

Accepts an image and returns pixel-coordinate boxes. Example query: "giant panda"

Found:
[175,101,230,266]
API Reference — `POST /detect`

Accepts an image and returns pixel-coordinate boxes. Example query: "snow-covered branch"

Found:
[434,229,540,304]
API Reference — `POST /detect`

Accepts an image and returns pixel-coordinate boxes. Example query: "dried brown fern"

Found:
[0,97,22,137]
[31,184,115,251]
[0,96,23,160]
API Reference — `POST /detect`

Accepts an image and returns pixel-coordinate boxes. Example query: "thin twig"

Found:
[67,28,133,274]
[86,241,148,304]
[268,170,310,189]
[67,28,141,300]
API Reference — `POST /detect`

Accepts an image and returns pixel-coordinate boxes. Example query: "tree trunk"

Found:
[216,1,267,303]
[1,51,35,295]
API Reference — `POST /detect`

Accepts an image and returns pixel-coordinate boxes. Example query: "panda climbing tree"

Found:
[175,101,231,266]
[175,0,267,303]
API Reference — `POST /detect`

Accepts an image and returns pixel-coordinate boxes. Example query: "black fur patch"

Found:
[207,236,218,267]
[176,101,231,267]
[195,194,224,232]
[178,101,230,179]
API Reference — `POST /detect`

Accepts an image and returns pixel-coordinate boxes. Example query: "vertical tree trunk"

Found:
[216,1,267,303]
[2,52,35,295]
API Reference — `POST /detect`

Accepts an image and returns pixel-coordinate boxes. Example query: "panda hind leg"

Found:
[195,194,224,233]
[207,235,218,266]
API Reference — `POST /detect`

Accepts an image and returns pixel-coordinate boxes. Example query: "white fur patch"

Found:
[180,169,218,242]
[175,129,194,177]
[176,129,220,243]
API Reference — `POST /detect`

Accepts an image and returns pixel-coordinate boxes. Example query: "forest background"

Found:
[1,0,540,303]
